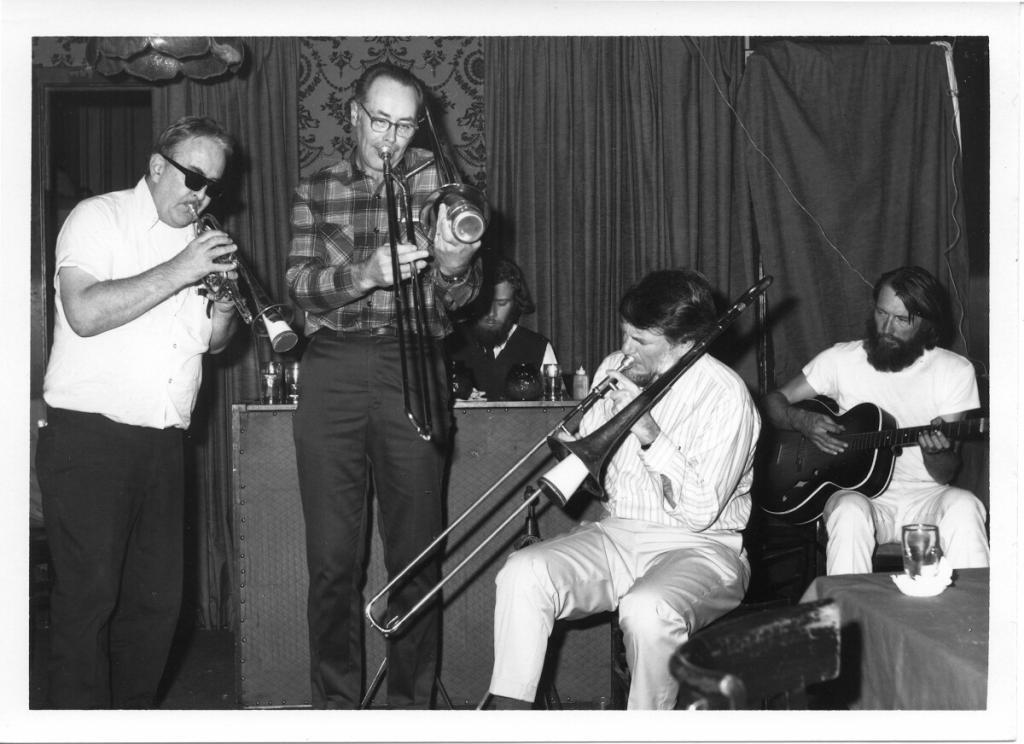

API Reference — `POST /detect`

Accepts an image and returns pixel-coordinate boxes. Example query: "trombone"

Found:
[364,353,635,638]
[380,147,435,441]
[379,105,490,441]
[364,275,774,638]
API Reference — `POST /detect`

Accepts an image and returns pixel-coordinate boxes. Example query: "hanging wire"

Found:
[692,36,981,374]
[689,37,872,289]
[934,38,986,376]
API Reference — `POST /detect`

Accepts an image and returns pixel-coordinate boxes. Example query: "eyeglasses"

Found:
[161,152,225,199]
[357,100,419,138]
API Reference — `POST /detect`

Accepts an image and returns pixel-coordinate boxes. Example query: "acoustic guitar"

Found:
[757,398,988,525]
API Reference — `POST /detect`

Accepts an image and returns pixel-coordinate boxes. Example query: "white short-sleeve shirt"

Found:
[802,340,980,485]
[43,179,214,429]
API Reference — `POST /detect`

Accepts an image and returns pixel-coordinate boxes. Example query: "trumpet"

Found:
[190,205,298,353]
[364,276,773,638]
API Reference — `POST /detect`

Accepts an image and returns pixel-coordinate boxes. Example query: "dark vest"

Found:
[446,325,550,400]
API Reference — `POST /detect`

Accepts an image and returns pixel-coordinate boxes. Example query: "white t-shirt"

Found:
[802,340,980,485]
[43,179,214,429]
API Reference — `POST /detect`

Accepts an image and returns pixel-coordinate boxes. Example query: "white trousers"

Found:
[823,481,989,575]
[488,517,749,710]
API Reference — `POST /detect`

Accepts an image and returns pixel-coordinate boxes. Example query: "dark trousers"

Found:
[34,407,185,709]
[293,331,451,709]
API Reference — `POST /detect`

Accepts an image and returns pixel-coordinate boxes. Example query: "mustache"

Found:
[622,367,656,388]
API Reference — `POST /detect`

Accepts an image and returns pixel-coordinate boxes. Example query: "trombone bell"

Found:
[420,183,490,244]
[537,452,590,508]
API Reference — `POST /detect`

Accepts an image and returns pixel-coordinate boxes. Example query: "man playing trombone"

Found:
[485,269,761,710]
[286,62,482,709]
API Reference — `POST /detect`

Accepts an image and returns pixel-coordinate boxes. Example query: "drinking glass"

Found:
[901,523,942,578]
[261,361,283,404]
[542,363,564,401]
[284,361,300,404]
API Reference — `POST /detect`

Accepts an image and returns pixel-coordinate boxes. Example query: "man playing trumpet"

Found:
[36,116,240,708]
[485,269,760,710]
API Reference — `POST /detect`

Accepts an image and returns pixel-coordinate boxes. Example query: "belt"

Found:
[320,326,398,337]
[318,326,440,342]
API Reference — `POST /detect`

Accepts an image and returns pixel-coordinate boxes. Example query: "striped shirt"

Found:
[286,148,481,337]
[579,351,761,533]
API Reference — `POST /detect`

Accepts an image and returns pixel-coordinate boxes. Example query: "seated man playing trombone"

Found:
[485,268,761,710]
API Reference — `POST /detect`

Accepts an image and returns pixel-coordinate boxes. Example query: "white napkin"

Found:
[891,557,954,597]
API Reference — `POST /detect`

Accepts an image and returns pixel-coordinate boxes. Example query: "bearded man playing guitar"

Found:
[762,266,989,575]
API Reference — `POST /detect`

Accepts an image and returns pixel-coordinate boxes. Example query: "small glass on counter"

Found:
[284,361,300,404]
[542,363,564,401]
[261,361,283,404]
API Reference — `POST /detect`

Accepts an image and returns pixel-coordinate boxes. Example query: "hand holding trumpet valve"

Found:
[183,204,239,293]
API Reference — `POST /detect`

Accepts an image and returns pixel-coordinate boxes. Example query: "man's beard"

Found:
[469,316,515,350]
[864,318,928,372]
[623,367,657,388]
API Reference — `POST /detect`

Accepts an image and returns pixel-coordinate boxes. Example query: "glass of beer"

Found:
[901,524,942,578]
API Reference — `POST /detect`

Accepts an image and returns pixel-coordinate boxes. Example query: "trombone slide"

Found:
[362,355,633,638]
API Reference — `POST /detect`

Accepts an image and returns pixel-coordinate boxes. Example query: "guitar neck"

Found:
[845,417,988,452]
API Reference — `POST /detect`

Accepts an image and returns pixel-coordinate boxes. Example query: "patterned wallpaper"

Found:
[32,36,88,68]
[298,37,485,185]
[32,36,487,188]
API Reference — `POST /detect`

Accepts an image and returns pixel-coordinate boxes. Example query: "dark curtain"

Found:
[152,37,300,627]
[483,37,759,383]
[737,41,970,386]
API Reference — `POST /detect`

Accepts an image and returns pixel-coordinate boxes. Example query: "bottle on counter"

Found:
[572,365,589,400]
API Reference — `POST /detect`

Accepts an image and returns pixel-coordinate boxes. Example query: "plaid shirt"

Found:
[286,147,481,337]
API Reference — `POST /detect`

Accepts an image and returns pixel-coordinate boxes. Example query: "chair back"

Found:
[671,599,840,709]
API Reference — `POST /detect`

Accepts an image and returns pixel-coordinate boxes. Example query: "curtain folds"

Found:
[152,37,300,627]
[483,37,756,382]
[737,42,970,385]
[140,36,969,628]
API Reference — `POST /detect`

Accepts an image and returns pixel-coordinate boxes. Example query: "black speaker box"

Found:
[232,403,613,709]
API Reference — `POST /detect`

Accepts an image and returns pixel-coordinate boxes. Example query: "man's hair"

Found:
[619,268,717,345]
[873,265,950,348]
[352,62,424,113]
[489,257,535,321]
[154,116,236,161]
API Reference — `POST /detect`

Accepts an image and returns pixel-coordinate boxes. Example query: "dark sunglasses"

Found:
[161,152,224,199]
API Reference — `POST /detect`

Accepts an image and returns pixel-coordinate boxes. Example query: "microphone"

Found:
[512,486,542,551]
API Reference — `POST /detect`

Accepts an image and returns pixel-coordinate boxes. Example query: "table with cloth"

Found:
[800,567,988,710]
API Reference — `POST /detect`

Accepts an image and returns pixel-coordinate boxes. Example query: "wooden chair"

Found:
[670,599,840,710]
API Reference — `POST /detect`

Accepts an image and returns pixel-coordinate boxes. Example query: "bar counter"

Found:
[230,399,612,708]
